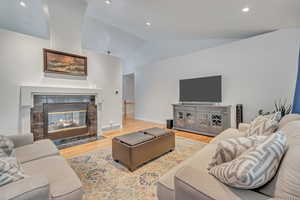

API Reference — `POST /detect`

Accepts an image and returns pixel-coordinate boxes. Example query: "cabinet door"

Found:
[210,112,224,134]
[174,110,185,128]
[196,111,211,132]
[184,111,196,130]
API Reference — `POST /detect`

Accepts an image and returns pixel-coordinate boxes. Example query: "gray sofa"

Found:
[157,114,300,200]
[1,134,83,200]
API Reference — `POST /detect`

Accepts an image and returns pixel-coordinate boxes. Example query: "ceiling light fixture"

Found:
[20,1,27,7]
[242,7,250,12]
[146,22,151,27]
[105,0,112,5]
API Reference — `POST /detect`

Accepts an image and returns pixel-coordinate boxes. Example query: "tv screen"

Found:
[179,75,222,102]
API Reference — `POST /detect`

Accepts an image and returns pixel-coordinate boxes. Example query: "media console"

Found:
[173,104,231,136]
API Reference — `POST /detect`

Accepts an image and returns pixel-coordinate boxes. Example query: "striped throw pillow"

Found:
[247,112,281,136]
[209,131,288,189]
[0,156,26,186]
[208,135,267,170]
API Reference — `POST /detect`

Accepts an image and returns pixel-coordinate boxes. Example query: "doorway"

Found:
[123,73,135,121]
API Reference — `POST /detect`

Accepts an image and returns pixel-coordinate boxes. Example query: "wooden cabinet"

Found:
[173,104,231,136]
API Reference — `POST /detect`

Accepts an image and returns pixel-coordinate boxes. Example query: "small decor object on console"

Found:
[43,48,87,76]
[209,131,288,189]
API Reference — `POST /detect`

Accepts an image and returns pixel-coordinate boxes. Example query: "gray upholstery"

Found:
[7,133,33,148]
[1,134,83,200]
[258,120,300,199]
[209,128,246,144]
[175,166,271,200]
[157,126,269,200]
[22,156,83,200]
[15,139,59,164]
[0,174,49,200]
[157,114,300,200]
[278,114,300,130]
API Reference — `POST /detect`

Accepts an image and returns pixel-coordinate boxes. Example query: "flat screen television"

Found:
[179,75,222,103]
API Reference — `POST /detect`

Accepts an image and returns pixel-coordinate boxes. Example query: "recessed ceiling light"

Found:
[105,0,112,5]
[20,1,27,7]
[242,7,250,12]
[146,22,151,27]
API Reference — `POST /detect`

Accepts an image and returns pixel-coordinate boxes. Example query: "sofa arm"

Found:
[7,133,34,148]
[0,175,49,200]
[175,166,270,200]
[238,123,250,133]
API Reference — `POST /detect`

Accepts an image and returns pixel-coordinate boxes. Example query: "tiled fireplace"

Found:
[20,86,103,141]
[31,95,97,141]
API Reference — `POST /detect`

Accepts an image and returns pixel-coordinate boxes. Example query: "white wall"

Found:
[134,29,300,125]
[0,29,122,135]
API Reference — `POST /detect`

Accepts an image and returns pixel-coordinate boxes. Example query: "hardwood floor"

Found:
[60,118,213,158]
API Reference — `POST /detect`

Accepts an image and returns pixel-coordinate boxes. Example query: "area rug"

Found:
[67,136,207,200]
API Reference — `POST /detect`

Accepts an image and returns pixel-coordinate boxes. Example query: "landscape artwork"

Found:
[44,49,87,76]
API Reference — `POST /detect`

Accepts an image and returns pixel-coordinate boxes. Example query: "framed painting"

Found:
[43,48,87,76]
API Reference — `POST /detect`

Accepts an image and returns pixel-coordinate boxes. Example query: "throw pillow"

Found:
[247,112,281,136]
[0,156,26,186]
[208,135,267,170]
[0,135,14,157]
[209,131,288,189]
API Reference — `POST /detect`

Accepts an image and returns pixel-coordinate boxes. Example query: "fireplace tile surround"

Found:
[20,86,103,140]
[31,95,97,141]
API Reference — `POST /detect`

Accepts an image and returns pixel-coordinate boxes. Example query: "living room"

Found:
[1,0,300,200]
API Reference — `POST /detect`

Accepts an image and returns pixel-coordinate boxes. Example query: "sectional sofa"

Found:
[157,114,300,200]
[1,134,83,200]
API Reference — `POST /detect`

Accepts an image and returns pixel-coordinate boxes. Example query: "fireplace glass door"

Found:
[48,110,87,133]
[44,103,89,140]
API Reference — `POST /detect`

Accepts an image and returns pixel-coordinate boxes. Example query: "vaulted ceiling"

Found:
[0,0,299,69]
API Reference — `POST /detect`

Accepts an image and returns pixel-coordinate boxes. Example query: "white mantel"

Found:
[20,85,103,137]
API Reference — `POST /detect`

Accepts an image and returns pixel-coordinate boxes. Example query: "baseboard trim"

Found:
[102,123,121,132]
[134,117,165,125]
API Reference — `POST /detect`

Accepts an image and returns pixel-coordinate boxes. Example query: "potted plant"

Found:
[274,99,292,117]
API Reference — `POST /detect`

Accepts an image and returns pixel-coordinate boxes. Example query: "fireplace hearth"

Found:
[31,95,97,141]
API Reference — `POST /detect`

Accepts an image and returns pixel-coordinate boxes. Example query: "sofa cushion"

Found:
[0,156,26,187]
[209,132,287,189]
[157,142,214,200]
[0,135,14,157]
[15,139,59,164]
[208,135,267,170]
[175,166,271,200]
[22,156,83,200]
[278,114,300,130]
[247,113,280,136]
[258,121,300,199]
[210,128,246,144]
[0,174,49,200]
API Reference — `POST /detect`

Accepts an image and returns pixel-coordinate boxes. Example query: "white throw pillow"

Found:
[0,135,14,157]
[247,112,281,136]
[209,131,288,189]
[208,135,267,170]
